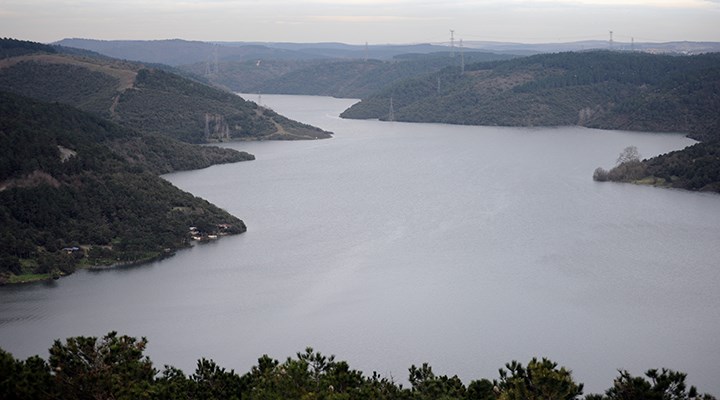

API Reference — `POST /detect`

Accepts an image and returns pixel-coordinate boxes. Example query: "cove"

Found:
[1,94,719,395]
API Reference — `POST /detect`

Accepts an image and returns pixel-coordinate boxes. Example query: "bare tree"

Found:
[616,145,641,165]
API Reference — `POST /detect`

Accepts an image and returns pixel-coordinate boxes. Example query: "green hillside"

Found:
[0,39,330,143]
[182,52,515,99]
[341,51,720,141]
[0,91,249,284]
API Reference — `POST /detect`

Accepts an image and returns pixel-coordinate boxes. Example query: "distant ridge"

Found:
[54,38,720,67]
[462,40,720,55]
[53,38,328,65]
[53,38,466,63]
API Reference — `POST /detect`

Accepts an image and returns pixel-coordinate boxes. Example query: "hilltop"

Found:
[0,39,330,143]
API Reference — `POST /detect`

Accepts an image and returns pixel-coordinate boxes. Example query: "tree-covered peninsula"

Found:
[0,331,716,400]
[0,91,248,284]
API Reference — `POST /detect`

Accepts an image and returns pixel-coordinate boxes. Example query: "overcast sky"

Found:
[2,0,719,45]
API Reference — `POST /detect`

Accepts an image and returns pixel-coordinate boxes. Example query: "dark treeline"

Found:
[0,331,715,400]
[0,38,56,59]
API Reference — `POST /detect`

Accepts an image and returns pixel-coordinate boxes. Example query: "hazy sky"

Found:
[2,0,719,45]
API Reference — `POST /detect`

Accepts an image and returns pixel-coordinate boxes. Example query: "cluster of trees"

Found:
[342,51,720,142]
[0,90,247,283]
[0,332,715,400]
[595,143,720,192]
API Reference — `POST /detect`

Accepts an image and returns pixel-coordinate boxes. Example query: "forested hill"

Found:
[0,91,249,284]
[180,52,516,99]
[341,50,720,141]
[0,38,330,143]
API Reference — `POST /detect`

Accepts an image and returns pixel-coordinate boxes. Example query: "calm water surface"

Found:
[1,94,719,395]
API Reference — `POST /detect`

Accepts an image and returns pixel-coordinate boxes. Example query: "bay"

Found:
[1,94,719,395]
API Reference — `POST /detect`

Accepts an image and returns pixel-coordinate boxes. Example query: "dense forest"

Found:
[0,331,716,400]
[0,38,331,143]
[0,91,248,284]
[181,52,515,99]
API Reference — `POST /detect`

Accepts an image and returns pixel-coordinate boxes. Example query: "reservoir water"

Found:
[1,94,719,395]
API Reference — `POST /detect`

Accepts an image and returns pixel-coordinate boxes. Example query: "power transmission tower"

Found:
[388,96,395,122]
[213,44,219,74]
[450,29,455,57]
[460,38,465,74]
[364,41,369,62]
[609,31,614,49]
[206,44,219,76]
[631,37,635,51]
